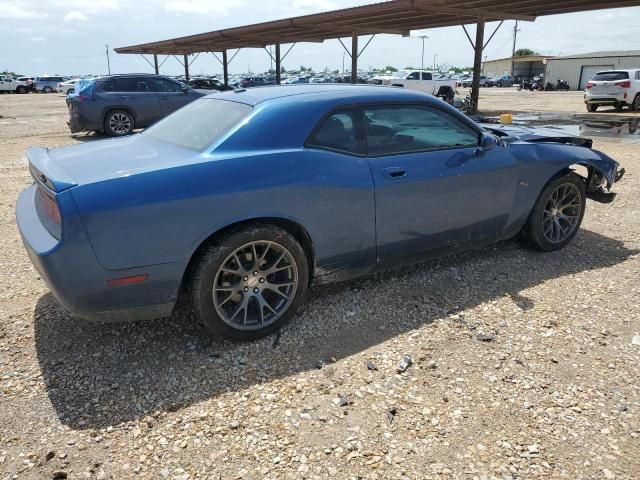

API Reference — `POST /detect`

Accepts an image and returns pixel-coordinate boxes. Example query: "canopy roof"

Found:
[115,0,640,55]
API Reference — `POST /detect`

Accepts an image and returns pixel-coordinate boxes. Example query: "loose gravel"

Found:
[1,91,639,480]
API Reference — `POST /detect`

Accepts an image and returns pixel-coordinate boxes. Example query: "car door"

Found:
[102,77,162,127]
[0,76,8,92]
[150,77,192,116]
[365,104,518,262]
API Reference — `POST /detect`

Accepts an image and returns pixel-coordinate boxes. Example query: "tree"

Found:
[515,48,536,57]
[383,65,398,73]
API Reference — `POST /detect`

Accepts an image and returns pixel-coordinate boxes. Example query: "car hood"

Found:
[28,135,195,189]
[479,123,593,148]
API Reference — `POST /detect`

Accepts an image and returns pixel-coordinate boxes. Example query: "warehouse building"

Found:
[483,55,552,79]
[545,50,640,90]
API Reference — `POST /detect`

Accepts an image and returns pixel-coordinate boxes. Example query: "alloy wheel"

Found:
[108,113,132,135]
[212,241,299,330]
[542,183,582,244]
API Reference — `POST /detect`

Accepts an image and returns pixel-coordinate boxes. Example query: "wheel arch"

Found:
[176,216,317,307]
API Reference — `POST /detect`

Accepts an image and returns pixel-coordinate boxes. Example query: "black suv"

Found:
[66,74,207,136]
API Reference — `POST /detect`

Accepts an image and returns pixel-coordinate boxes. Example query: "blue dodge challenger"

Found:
[17,85,624,340]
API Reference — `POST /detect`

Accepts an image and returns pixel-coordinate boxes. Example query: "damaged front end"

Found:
[478,122,625,205]
[584,164,625,204]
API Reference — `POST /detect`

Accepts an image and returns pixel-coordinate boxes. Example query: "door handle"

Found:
[382,167,407,179]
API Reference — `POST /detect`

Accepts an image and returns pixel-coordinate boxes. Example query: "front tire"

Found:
[42,86,53,93]
[191,224,309,341]
[104,110,134,136]
[522,173,586,252]
[632,94,640,111]
[16,86,27,94]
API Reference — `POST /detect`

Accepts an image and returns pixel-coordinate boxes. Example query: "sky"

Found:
[1,0,639,76]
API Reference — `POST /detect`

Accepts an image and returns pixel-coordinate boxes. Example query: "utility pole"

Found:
[105,44,111,75]
[419,35,428,70]
[510,21,520,77]
[433,54,437,71]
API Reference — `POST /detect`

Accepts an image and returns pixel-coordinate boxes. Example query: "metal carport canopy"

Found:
[115,0,640,111]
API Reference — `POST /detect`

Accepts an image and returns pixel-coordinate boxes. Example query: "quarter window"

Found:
[421,72,432,80]
[364,106,479,155]
[308,110,362,154]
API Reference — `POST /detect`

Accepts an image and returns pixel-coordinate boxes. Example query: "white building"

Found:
[545,50,640,90]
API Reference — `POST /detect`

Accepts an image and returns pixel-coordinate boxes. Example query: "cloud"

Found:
[165,0,245,16]
[53,0,120,13]
[291,0,337,11]
[0,2,49,19]
[31,36,46,42]
[64,11,89,22]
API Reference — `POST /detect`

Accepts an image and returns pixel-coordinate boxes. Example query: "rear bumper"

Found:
[17,184,182,322]
[585,93,629,105]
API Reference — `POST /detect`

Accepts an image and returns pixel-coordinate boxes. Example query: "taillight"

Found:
[586,82,595,89]
[616,80,631,88]
[37,187,61,225]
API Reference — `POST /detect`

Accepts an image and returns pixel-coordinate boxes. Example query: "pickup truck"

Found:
[370,70,458,103]
[0,76,29,94]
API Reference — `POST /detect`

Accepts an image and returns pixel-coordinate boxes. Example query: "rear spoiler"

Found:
[27,147,77,192]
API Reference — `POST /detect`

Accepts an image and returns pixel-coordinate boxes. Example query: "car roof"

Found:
[204,84,437,106]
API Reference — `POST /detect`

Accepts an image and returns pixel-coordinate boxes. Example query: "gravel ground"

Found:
[1,90,639,480]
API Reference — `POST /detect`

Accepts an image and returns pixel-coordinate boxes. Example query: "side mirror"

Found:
[478,132,498,152]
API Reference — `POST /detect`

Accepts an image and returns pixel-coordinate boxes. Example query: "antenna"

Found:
[105,44,111,75]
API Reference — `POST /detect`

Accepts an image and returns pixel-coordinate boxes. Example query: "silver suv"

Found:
[35,76,67,93]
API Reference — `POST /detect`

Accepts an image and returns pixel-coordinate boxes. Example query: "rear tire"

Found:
[191,224,309,341]
[632,94,640,111]
[43,86,53,93]
[587,104,598,113]
[104,109,134,136]
[16,86,27,94]
[522,173,586,252]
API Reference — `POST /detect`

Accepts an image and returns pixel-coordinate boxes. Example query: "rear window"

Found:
[144,99,252,151]
[593,71,629,81]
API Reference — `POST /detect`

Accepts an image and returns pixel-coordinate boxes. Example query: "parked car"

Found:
[372,70,458,102]
[35,76,67,93]
[461,75,487,88]
[66,74,208,136]
[17,85,624,341]
[16,76,36,92]
[486,75,514,88]
[58,78,79,95]
[0,75,30,94]
[584,69,640,112]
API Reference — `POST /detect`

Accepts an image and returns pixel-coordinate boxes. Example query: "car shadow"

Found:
[33,229,638,429]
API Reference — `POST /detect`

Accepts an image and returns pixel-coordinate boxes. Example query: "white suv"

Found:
[584,69,640,112]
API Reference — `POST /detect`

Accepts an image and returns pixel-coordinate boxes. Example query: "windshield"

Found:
[593,71,629,81]
[144,98,253,151]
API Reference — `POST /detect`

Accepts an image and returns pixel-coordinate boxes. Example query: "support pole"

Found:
[275,43,281,85]
[351,33,358,84]
[223,50,229,88]
[183,54,190,81]
[470,20,485,113]
[153,54,159,74]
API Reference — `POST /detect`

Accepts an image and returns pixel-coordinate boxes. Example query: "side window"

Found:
[151,77,184,93]
[407,72,420,80]
[364,106,479,156]
[421,72,432,81]
[308,110,362,154]
[636,71,640,80]
[105,77,151,92]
